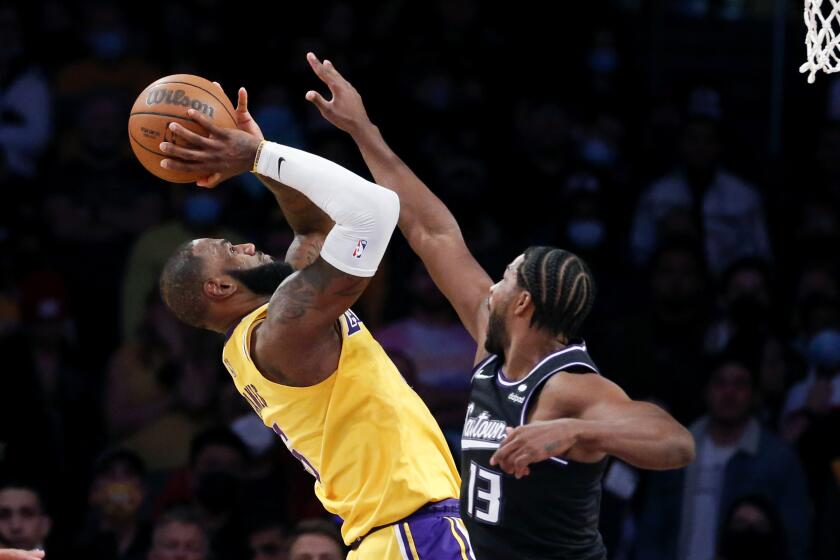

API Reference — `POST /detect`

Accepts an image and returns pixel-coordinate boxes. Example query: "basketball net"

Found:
[802,0,840,82]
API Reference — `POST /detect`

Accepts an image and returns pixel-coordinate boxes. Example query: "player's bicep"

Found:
[265,257,367,333]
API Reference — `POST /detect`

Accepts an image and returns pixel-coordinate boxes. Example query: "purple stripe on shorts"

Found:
[403,509,472,560]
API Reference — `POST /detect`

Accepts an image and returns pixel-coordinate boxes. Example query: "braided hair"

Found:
[516,246,596,339]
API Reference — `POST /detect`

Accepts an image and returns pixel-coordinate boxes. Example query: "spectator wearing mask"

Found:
[717,495,790,560]
[635,352,811,560]
[286,520,345,560]
[73,449,151,560]
[147,509,206,560]
[0,5,51,180]
[0,483,51,556]
[630,91,772,275]
[155,428,249,560]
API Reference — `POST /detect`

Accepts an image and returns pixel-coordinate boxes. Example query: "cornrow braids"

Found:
[516,246,596,339]
[159,241,209,328]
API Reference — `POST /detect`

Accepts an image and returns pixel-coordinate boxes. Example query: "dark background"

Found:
[0,1,839,559]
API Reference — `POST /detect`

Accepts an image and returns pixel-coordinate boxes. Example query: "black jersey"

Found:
[460,342,608,560]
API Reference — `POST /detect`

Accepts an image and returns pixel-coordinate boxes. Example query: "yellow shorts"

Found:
[348,500,475,560]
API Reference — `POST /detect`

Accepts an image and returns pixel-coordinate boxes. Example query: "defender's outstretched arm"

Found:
[305,53,493,351]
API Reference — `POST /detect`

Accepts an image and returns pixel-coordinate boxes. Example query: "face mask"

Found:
[808,328,840,372]
[183,193,221,226]
[86,30,126,60]
[195,472,239,514]
[587,47,618,74]
[567,219,606,250]
[729,295,768,328]
[579,137,617,167]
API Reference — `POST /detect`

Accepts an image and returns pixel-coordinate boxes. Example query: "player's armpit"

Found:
[253,257,368,385]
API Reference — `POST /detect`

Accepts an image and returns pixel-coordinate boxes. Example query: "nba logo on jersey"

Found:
[352,239,367,259]
[344,309,362,335]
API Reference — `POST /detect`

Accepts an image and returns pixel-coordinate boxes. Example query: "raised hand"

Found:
[305,52,373,136]
[159,108,262,187]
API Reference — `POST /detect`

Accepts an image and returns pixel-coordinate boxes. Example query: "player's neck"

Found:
[502,333,568,381]
[213,295,272,334]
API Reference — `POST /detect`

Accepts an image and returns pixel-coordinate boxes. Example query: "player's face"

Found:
[288,533,343,560]
[484,254,526,356]
[249,527,287,560]
[194,238,274,271]
[0,489,51,550]
[149,521,206,560]
[193,238,293,297]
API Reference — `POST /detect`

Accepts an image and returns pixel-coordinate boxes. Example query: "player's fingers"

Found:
[160,158,208,172]
[196,173,222,188]
[490,440,519,468]
[513,451,534,478]
[323,59,349,86]
[237,87,248,114]
[186,108,224,136]
[305,90,331,113]
[159,142,205,161]
[167,122,214,148]
[212,81,223,93]
[306,52,331,84]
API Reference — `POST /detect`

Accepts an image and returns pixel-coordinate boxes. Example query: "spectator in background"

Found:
[155,428,249,560]
[780,328,840,557]
[635,352,811,560]
[705,257,774,354]
[0,5,51,180]
[246,515,288,560]
[105,296,218,470]
[377,263,476,434]
[630,89,772,275]
[147,509,206,560]
[73,449,151,560]
[120,192,242,341]
[0,483,52,556]
[594,239,710,421]
[286,519,344,560]
[717,495,790,560]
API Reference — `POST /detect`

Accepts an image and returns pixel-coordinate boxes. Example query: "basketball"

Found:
[128,74,237,183]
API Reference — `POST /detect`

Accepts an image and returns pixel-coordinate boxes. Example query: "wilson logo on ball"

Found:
[146,88,215,118]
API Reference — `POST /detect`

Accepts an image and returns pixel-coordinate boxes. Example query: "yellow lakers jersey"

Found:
[222,304,461,544]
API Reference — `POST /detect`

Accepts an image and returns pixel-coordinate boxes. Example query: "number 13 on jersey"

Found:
[467,461,502,524]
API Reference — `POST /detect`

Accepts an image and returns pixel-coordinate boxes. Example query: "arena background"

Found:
[0,1,838,559]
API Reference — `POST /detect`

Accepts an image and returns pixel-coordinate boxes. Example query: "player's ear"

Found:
[204,276,238,300]
[513,290,532,316]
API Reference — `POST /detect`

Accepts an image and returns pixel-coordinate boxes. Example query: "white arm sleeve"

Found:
[255,141,400,277]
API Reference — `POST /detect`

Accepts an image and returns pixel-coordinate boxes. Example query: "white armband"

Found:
[255,141,399,277]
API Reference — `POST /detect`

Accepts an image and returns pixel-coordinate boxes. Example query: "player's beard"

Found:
[228,260,295,296]
[484,302,510,360]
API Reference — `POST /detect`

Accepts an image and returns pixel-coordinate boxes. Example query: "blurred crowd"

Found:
[0,1,839,559]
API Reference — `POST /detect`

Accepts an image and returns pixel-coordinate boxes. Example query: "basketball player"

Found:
[302,53,696,559]
[155,90,475,559]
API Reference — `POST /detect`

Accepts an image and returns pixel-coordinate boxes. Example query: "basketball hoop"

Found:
[801,0,840,83]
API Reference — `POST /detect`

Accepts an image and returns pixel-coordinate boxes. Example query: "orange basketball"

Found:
[128,74,237,183]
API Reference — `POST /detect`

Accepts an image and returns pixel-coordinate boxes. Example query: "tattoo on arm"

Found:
[269,259,366,325]
[285,235,324,270]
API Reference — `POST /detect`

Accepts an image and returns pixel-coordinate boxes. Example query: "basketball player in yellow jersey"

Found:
[156,89,475,559]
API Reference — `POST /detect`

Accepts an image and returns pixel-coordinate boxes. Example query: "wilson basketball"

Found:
[128,74,237,183]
